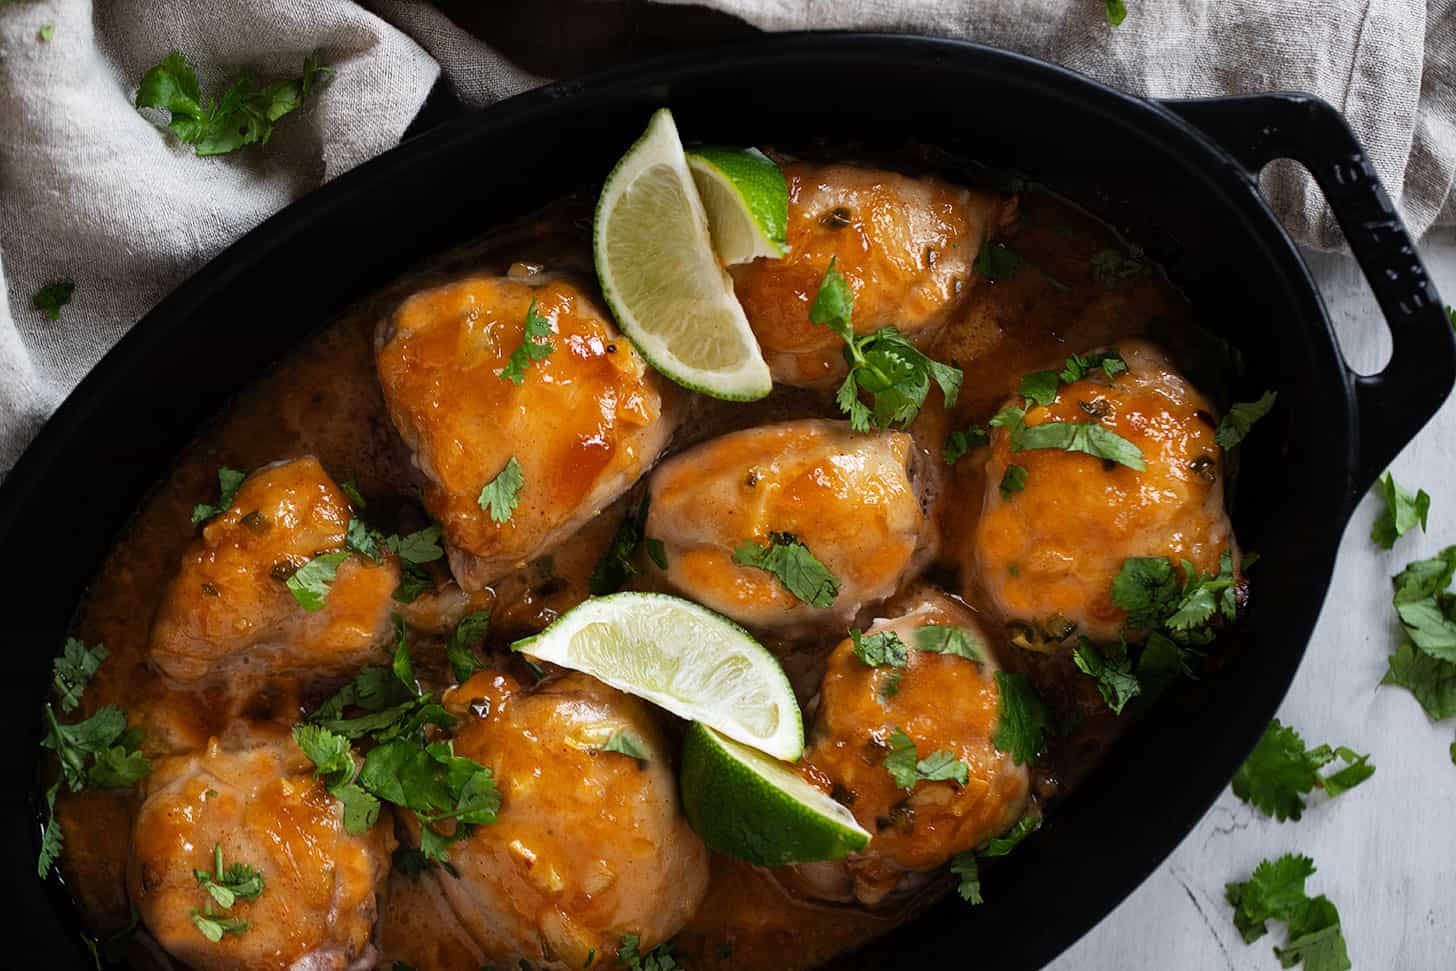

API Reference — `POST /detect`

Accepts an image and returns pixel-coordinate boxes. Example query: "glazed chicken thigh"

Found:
[128,736,394,971]
[149,456,398,684]
[406,670,710,970]
[972,340,1237,644]
[375,275,678,591]
[730,163,1009,387]
[646,419,934,632]
[792,588,1029,907]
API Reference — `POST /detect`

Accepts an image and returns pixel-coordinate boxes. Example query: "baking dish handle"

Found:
[1161,93,1455,503]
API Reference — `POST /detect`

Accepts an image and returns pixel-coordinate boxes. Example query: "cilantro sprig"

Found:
[1231,719,1374,822]
[136,51,331,157]
[950,813,1041,905]
[1226,855,1351,971]
[193,844,265,910]
[731,532,838,608]
[345,519,445,604]
[500,298,555,385]
[38,640,151,878]
[1380,546,1456,718]
[1370,470,1430,550]
[191,466,247,526]
[478,457,524,523]
[809,259,962,431]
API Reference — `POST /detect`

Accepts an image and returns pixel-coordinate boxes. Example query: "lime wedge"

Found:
[594,109,773,401]
[680,723,870,865]
[512,592,802,760]
[687,147,789,264]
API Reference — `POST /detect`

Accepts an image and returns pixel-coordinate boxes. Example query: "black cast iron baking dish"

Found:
[3,31,1452,970]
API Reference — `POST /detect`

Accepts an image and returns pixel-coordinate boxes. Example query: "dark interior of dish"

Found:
[10,34,1450,971]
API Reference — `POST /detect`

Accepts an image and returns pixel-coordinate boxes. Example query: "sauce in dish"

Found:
[40,121,1258,971]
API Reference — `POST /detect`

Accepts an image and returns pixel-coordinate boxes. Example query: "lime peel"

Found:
[687,146,789,264]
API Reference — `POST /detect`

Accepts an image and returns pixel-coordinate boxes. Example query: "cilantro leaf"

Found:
[1014,418,1145,470]
[1071,637,1141,714]
[1370,470,1430,549]
[850,629,908,668]
[386,527,444,565]
[1226,855,1350,971]
[1231,719,1374,821]
[950,813,1041,906]
[1109,556,1179,629]
[292,723,381,835]
[602,730,649,761]
[1216,391,1277,449]
[999,464,1028,499]
[1019,369,1060,406]
[1090,249,1144,287]
[477,457,524,523]
[913,624,985,662]
[731,532,838,608]
[942,425,989,465]
[190,907,250,943]
[991,672,1049,765]
[914,749,970,785]
[340,479,367,509]
[1059,349,1128,384]
[38,23,55,42]
[1392,546,1456,603]
[285,550,349,611]
[1104,0,1128,26]
[36,785,63,879]
[190,466,247,526]
[32,279,74,320]
[345,517,383,561]
[500,298,555,385]
[1111,551,1240,644]
[617,934,681,971]
[445,610,490,683]
[589,497,660,596]
[809,260,962,430]
[52,639,107,713]
[973,241,1069,290]
[136,51,331,157]
[1381,640,1456,719]
[882,728,920,790]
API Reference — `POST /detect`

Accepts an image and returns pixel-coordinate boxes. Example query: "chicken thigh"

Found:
[730,163,1010,387]
[410,670,709,970]
[791,588,1029,906]
[646,419,935,632]
[972,340,1236,644]
[149,456,398,684]
[375,275,677,591]
[128,735,394,971]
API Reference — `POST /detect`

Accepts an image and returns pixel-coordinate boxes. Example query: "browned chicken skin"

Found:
[646,419,936,633]
[730,163,1010,387]
[149,456,398,684]
[790,589,1029,907]
[972,340,1236,644]
[374,275,678,591]
[400,671,710,970]
[128,736,394,971]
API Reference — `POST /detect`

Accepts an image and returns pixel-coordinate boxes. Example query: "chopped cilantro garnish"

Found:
[999,464,1028,499]
[190,466,247,526]
[52,639,107,714]
[340,478,367,509]
[1019,369,1061,406]
[32,279,74,320]
[1104,1,1128,26]
[850,629,908,668]
[1110,549,1240,643]
[445,611,490,683]
[951,813,1041,905]
[602,730,649,761]
[991,671,1049,766]
[731,532,838,608]
[1059,349,1128,384]
[193,844,265,909]
[992,404,1145,471]
[500,297,555,385]
[881,727,969,790]
[617,934,681,971]
[913,624,985,662]
[1232,719,1374,821]
[1090,249,1144,287]
[1071,637,1140,714]
[38,23,55,42]
[942,424,989,465]
[1370,470,1430,549]
[1216,391,1277,449]
[136,51,331,157]
[973,241,1069,290]
[809,259,962,431]
[1380,546,1456,717]
[190,906,250,943]
[589,496,662,596]
[1225,855,1350,971]
[477,457,524,523]
[285,550,349,611]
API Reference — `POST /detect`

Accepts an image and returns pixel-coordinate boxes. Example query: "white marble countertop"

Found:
[1048,231,1456,971]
